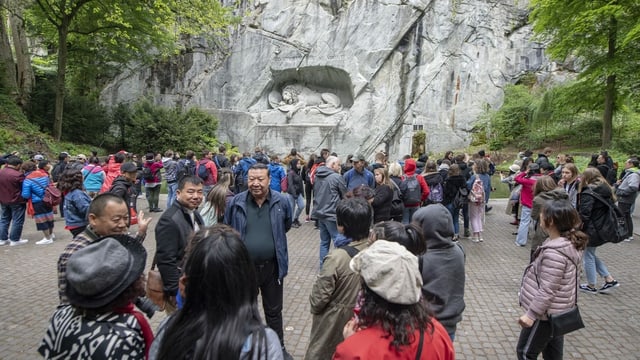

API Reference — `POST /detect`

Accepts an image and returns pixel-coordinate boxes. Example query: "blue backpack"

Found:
[197,162,209,181]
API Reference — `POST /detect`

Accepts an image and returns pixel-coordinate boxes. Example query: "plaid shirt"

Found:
[57,227,146,304]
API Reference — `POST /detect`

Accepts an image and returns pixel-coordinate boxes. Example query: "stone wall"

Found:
[101,0,551,161]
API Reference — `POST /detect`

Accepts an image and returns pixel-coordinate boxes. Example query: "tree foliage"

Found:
[529,0,640,148]
[21,0,234,140]
[120,100,219,154]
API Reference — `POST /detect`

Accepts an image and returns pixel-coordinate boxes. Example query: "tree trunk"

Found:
[0,4,18,95]
[602,16,617,149]
[53,21,69,141]
[9,7,34,108]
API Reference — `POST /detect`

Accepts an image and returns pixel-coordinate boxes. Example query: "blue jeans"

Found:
[166,182,178,207]
[318,218,338,267]
[0,203,26,241]
[445,203,460,236]
[516,206,532,246]
[583,246,610,285]
[402,206,419,224]
[288,194,304,222]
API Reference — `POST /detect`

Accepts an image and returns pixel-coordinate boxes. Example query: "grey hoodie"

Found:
[413,204,466,335]
[311,165,347,221]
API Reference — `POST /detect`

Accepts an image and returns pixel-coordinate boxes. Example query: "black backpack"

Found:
[452,187,469,209]
[141,166,155,181]
[401,175,422,204]
[587,190,628,243]
[176,160,195,182]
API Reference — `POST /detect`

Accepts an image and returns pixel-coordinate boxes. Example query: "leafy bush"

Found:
[120,100,219,154]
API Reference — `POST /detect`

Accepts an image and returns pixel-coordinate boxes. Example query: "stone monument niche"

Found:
[263,66,353,125]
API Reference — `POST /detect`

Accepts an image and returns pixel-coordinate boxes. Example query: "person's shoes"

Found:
[463,228,471,238]
[485,206,492,213]
[0,240,8,246]
[479,237,484,242]
[512,231,518,235]
[510,220,520,225]
[151,208,163,212]
[599,280,620,293]
[291,221,299,228]
[36,238,53,245]
[579,284,598,294]
[293,220,301,227]
[472,237,480,243]
[9,239,28,246]
[282,348,294,360]
[514,242,525,247]
[305,216,311,223]
[624,236,633,242]
[51,233,56,240]
[452,235,459,242]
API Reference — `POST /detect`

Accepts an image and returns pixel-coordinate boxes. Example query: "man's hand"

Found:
[137,211,152,235]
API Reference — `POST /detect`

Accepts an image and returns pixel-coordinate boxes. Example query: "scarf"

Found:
[115,302,154,359]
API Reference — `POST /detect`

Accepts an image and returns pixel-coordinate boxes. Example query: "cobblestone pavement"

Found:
[1,197,639,359]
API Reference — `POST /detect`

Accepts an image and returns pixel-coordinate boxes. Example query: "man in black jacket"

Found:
[154,176,204,313]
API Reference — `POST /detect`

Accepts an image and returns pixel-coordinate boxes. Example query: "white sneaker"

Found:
[10,239,29,246]
[35,238,53,245]
[0,240,8,246]
[624,237,633,242]
[51,233,56,240]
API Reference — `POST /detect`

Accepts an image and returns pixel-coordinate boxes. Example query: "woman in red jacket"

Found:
[514,160,542,247]
[333,240,454,360]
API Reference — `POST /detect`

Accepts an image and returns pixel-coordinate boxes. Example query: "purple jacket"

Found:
[0,166,26,204]
[519,237,582,320]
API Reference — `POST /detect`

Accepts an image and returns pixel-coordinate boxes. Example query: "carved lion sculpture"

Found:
[268,84,343,119]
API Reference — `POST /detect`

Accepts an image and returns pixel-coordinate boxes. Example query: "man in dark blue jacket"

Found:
[225,163,293,360]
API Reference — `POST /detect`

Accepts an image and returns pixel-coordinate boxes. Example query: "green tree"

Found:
[530,0,640,148]
[23,0,232,141]
[123,100,218,154]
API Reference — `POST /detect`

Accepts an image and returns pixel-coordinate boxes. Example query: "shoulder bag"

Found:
[146,257,165,310]
[546,250,585,337]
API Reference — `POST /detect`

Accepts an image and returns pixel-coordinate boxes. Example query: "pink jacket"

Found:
[519,237,582,320]
[515,172,541,208]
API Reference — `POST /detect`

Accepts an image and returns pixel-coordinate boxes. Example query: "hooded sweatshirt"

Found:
[412,204,466,335]
[402,159,430,205]
[311,165,347,221]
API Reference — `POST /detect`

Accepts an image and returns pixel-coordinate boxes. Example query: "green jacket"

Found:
[305,239,369,360]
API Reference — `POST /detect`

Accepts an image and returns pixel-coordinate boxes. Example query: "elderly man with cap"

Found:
[335,240,454,359]
[343,154,374,191]
[40,235,152,359]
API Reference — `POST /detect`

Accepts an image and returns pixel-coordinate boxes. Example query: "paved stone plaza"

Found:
[1,197,639,359]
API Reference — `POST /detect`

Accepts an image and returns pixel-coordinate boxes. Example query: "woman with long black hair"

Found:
[152,225,282,359]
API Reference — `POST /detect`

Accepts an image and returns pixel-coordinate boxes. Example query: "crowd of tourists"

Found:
[1,145,636,359]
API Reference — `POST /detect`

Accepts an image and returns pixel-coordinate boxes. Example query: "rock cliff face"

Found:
[101,0,549,160]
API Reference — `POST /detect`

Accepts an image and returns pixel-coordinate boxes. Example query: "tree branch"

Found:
[34,0,62,27]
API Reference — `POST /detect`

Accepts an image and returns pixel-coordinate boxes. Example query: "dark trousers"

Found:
[255,260,284,346]
[516,319,564,360]
[618,201,633,238]
[462,203,470,229]
[304,182,313,216]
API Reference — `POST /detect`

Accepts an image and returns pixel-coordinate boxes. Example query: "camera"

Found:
[135,296,160,318]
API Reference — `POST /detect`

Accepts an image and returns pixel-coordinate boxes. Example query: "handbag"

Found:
[546,250,585,337]
[146,258,165,310]
[33,180,62,207]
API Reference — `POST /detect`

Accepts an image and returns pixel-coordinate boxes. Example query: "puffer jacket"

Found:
[21,169,50,204]
[519,237,581,320]
[578,183,613,247]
